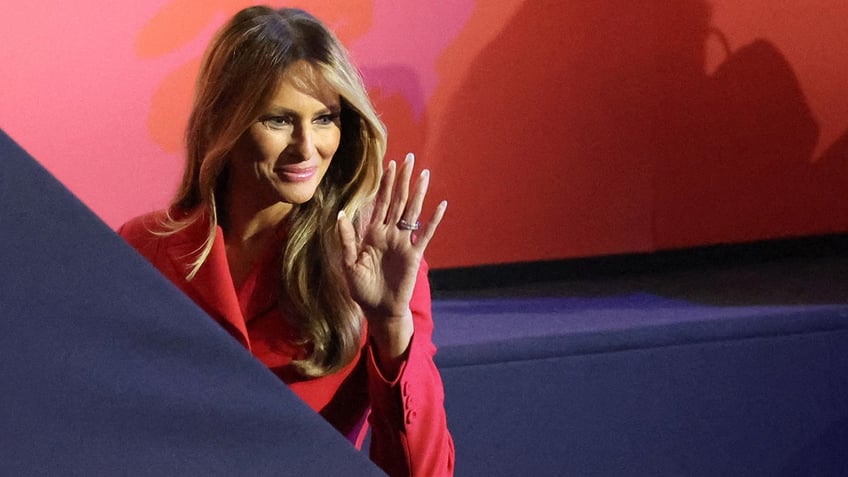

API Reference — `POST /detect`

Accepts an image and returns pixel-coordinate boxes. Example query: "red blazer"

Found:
[119,210,454,477]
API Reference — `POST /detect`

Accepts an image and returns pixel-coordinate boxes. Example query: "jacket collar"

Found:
[164,211,251,349]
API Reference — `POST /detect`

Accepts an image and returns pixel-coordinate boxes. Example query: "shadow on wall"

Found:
[653,18,847,248]
[429,0,659,267]
[817,127,848,166]
[427,0,848,268]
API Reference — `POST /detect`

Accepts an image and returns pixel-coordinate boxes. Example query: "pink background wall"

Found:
[2,1,846,269]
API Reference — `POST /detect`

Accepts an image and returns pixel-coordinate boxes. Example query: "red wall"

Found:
[2,0,846,269]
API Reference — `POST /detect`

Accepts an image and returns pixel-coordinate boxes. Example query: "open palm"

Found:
[337,154,446,321]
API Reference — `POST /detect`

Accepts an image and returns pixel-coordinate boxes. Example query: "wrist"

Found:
[368,310,414,377]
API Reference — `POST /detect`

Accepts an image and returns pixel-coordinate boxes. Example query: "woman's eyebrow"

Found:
[265,104,341,116]
[266,106,298,116]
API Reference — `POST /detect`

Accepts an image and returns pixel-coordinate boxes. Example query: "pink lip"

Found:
[276,166,317,183]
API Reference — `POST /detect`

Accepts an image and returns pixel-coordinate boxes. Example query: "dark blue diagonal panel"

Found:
[0,129,383,476]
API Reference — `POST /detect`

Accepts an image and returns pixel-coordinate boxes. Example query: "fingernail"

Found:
[337,210,346,220]
[441,200,448,208]
[405,152,414,163]
[421,169,430,178]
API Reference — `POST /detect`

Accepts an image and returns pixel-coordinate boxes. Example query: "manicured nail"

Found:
[421,169,430,178]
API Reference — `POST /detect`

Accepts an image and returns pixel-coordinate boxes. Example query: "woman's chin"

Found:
[274,186,319,206]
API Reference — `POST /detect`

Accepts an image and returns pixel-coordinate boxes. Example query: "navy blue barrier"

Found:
[0,129,383,476]
[432,297,848,476]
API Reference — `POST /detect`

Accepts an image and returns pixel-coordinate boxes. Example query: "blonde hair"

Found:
[164,6,386,377]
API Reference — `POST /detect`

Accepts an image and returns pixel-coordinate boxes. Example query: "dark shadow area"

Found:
[654,29,847,247]
[431,233,848,306]
[427,0,848,266]
[817,127,848,163]
[427,0,662,265]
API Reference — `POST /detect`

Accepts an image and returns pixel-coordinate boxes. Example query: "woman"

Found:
[119,6,454,476]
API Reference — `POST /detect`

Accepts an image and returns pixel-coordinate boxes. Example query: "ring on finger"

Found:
[397,218,421,231]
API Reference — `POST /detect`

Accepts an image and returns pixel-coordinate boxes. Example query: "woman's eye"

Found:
[262,116,292,129]
[315,113,340,126]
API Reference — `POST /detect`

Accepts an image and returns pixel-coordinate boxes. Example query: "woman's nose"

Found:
[292,124,316,158]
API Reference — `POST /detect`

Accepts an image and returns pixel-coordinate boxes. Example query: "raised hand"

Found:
[337,153,447,362]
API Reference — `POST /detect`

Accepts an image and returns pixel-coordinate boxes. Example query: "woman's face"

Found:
[229,62,342,209]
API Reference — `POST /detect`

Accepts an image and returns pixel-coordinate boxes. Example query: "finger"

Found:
[372,160,396,226]
[412,200,447,251]
[386,153,414,224]
[401,168,430,227]
[337,210,358,267]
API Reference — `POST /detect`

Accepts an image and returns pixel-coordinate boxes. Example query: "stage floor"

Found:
[428,253,848,476]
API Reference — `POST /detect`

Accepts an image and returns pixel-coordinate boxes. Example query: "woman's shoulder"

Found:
[119,206,202,234]
[118,206,210,251]
[117,210,170,241]
[116,210,172,258]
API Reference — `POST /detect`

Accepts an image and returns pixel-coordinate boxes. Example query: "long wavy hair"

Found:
[162,6,386,377]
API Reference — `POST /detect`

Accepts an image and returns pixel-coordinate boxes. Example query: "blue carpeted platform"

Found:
[432,296,848,476]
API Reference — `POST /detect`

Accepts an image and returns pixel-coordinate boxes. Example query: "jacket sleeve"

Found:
[365,260,455,477]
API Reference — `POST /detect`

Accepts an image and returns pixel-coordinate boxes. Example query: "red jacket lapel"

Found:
[163,217,251,350]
